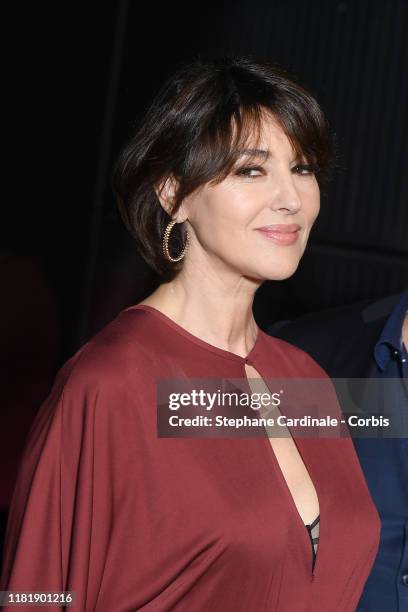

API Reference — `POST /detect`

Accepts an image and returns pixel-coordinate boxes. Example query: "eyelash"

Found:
[235,164,317,178]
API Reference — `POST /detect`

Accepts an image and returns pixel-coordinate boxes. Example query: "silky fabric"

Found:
[269,291,408,610]
[0,304,380,611]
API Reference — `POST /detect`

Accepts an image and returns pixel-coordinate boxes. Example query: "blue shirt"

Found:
[356,290,408,611]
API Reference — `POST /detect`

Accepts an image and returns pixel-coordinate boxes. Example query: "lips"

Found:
[255,224,301,233]
[254,224,301,245]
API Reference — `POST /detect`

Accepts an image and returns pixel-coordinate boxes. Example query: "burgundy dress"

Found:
[0,304,380,611]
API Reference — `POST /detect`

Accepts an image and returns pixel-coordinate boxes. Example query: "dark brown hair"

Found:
[112,56,336,281]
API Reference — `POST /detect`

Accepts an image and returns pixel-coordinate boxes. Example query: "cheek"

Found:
[311,201,320,223]
[195,188,250,234]
[303,187,320,224]
[188,192,246,253]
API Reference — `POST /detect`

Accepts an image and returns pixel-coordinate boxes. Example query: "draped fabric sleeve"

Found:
[0,347,140,611]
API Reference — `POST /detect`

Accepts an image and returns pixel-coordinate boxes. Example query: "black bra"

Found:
[305,515,320,571]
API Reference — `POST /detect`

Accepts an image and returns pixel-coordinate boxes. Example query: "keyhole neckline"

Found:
[128,304,264,364]
[244,361,323,579]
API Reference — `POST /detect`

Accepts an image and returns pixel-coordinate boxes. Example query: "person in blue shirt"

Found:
[268,289,408,611]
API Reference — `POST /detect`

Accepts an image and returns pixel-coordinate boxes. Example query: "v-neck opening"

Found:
[128,304,263,363]
[244,361,323,579]
[261,429,323,580]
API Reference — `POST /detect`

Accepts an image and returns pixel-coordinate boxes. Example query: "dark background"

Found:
[2,0,407,557]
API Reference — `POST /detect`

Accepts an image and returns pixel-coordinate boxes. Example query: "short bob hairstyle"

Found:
[112,56,335,281]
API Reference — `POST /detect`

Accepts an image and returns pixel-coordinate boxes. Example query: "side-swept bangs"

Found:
[112,57,335,279]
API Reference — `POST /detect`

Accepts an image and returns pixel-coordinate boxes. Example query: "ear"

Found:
[154,174,191,224]
[154,174,180,217]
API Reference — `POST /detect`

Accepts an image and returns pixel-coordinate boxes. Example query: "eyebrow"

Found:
[237,148,312,164]
[237,148,270,160]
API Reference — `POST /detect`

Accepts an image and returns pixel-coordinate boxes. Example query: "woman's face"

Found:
[180,112,320,281]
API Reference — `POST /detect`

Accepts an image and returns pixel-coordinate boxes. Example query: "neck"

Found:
[144,263,262,358]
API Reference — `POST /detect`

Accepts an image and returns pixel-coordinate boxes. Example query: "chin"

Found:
[242,262,300,283]
[264,262,301,281]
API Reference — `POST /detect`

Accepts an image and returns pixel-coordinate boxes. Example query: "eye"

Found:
[235,165,265,178]
[292,163,318,176]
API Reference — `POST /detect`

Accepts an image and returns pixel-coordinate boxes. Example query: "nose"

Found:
[269,173,302,214]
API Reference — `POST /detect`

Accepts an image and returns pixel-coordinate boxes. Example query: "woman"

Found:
[0,57,380,611]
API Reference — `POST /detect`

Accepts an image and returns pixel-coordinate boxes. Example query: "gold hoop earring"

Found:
[162,219,190,262]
